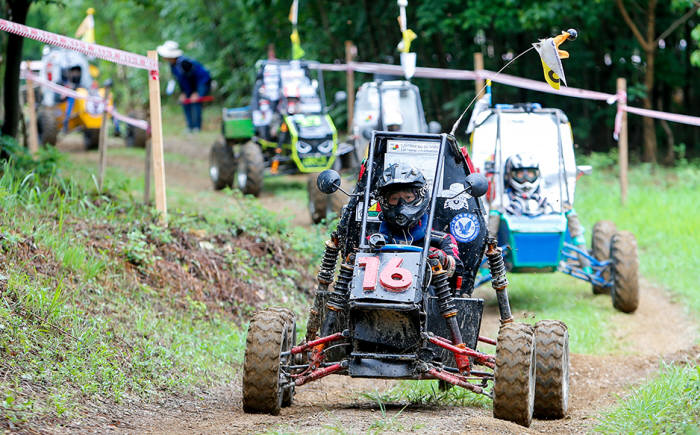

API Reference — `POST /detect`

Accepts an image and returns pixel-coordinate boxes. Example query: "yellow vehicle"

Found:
[36,47,114,150]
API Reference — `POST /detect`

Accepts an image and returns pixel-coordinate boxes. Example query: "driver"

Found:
[503,154,551,216]
[376,163,465,292]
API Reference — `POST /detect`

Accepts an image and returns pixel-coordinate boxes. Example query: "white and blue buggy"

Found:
[469,103,639,313]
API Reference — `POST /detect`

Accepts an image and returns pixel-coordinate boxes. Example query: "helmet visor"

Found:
[512,168,539,184]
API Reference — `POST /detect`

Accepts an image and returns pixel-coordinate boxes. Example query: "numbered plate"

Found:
[350,252,422,303]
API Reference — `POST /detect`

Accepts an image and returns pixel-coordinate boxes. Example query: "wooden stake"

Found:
[26,78,39,155]
[147,50,168,225]
[144,135,151,204]
[617,78,628,205]
[474,52,484,97]
[97,89,111,192]
[345,41,356,133]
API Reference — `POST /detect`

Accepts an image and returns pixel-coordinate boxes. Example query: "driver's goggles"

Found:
[512,169,539,183]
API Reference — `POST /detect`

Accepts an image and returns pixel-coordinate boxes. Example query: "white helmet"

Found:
[505,154,541,195]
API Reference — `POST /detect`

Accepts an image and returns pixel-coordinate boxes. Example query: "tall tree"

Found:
[1,0,33,140]
[616,0,700,163]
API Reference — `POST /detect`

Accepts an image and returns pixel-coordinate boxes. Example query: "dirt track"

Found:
[57,137,699,434]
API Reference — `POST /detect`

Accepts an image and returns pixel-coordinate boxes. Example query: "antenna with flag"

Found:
[75,7,95,43]
[289,0,305,60]
[396,0,416,79]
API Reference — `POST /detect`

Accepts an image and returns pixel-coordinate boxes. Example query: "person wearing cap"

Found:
[157,40,212,132]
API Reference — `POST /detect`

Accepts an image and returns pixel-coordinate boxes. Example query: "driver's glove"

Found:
[428,249,457,277]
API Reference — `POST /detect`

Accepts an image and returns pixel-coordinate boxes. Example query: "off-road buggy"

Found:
[242,131,570,427]
[208,60,348,219]
[469,103,639,313]
[34,47,129,150]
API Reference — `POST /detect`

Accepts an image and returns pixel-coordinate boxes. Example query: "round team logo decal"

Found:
[450,213,480,243]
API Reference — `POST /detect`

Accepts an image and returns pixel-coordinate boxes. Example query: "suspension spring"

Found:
[318,237,340,285]
[327,254,355,312]
[432,270,457,317]
[306,234,340,342]
[486,238,508,290]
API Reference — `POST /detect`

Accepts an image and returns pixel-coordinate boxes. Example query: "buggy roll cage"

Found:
[358,131,452,267]
[487,107,572,213]
[253,59,328,114]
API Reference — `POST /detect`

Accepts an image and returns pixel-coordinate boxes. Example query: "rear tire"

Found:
[242,308,295,414]
[611,231,639,313]
[84,128,100,151]
[209,139,235,190]
[533,320,569,419]
[591,220,616,295]
[125,111,147,148]
[37,108,58,146]
[493,322,536,427]
[236,142,264,196]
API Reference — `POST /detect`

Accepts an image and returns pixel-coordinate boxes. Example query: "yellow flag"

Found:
[400,29,417,53]
[291,29,305,60]
[75,8,95,43]
[539,58,561,89]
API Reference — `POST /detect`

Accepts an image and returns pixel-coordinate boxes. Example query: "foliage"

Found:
[12,0,699,159]
[596,363,700,434]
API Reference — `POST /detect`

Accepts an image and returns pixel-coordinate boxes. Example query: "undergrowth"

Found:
[0,136,315,428]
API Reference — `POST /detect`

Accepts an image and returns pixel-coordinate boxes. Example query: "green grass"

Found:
[576,159,700,315]
[0,137,315,426]
[595,363,700,434]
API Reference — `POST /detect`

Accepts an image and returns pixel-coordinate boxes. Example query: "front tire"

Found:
[242,308,295,415]
[84,128,100,150]
[209,139,235,190]
[591,220,616,294]
[611,231,639,313]
[236,142,264,196]
[125,111,148,148]
[493,322,536,427]
[533,320,569,419]
[37,108,58,146]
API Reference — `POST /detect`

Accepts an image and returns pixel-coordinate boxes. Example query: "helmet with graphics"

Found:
[504,153,541,195]
[376,163,430,230]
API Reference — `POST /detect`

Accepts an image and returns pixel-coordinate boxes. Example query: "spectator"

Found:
[157,40,211,132]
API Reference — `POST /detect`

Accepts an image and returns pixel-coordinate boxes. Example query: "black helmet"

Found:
[504,154,541,195]
[376,163,430,230]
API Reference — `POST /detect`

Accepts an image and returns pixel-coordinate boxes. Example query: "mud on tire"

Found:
[242,308,295,414]
[209,139,235,190]
[533,320,569,419]
[493,322,536,427]
[591,220,616,294]
[37,108,58,146]
[236,141,264,196]
[611,231,639,313]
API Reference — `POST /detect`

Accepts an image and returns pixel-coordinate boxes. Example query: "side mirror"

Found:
[334,90,347,104]
[317,169,341,194]
[361,127,373,140]
[577,165,592,175]
[465,173,488,198]
[428,121,441,134]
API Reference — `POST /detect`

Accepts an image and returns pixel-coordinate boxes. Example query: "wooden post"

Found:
[144,136,151,204]
[97,89,111,192]
[26,78,39,155]
[617,78,628,205]
[345,41,356,133]
[147,50,168,225]
[474,52,484,97]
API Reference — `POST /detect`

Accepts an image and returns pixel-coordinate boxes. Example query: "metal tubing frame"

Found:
[427,335,495,368]
[425,368,488,395]
[294,362,345,386]
[288,331,345,355]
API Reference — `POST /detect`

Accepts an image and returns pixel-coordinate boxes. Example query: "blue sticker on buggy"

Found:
[450,213,480,243]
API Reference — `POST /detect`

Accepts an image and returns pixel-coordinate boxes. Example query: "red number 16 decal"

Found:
[358,256,413,292]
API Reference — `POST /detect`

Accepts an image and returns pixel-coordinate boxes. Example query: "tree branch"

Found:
[616,0,651,51]
[655,3,700,43]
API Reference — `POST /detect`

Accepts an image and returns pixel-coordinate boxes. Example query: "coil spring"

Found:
[486,242,508,290]
[432,271,457,317]
[317,239,340,285]
[327,254,355,311]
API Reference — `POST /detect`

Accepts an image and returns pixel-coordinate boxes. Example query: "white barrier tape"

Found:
[477,70,615,101]
[315,61,478,80]
[624,104,700,127]
[22,70,149,131]
[0,19,157,72]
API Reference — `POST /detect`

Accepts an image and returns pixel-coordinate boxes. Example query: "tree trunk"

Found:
[1,0,32,140]
[642,48,657,163]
